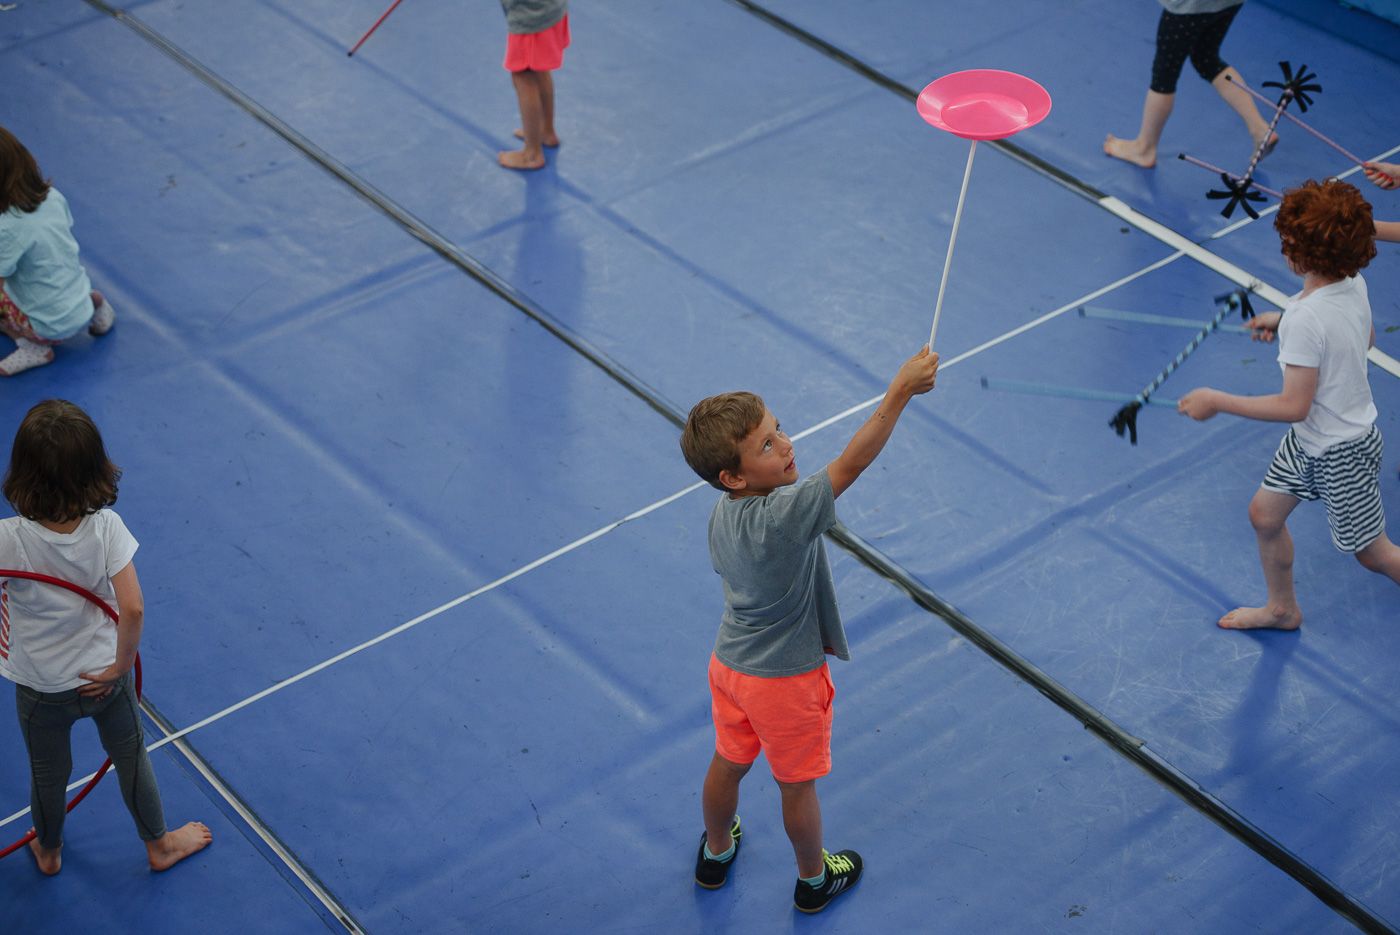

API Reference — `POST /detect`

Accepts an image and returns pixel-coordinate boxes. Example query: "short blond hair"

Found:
[679,392,765,490]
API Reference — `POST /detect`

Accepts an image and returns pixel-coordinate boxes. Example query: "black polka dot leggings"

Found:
[1151,5,1242,94]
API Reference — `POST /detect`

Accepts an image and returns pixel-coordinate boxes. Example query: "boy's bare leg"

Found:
[500,71,547,170]
[777,779,824,878]
[1104,90,1173,168]
[28,836,60,875]
[1211,67,1276,155]
[701,752,750,852]
[1220,489,1303,630]
[146,821,213,871]
[514,70,559,147]
[1355,533,1400,584]
[540,71,556,144]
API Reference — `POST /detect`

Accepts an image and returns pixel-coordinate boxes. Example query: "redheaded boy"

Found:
[679,346,938,913]
[1180,179,1400,628]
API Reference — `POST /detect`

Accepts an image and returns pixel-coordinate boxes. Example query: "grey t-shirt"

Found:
[708,468,850,677]
[500,0,567,35]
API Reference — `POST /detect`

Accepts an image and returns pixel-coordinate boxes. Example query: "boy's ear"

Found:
[718,468,746,492]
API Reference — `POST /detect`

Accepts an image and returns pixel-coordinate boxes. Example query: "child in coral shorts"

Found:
[497,0,569,171]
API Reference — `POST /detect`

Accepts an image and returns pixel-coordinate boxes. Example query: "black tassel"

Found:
[1262,61,1321,113]
[1206,174,1265,220]
[1109,400,1141,446]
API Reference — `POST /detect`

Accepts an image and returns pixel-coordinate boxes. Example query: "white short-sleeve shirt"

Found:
[0,509,138,692]
[1276,275,1377,456]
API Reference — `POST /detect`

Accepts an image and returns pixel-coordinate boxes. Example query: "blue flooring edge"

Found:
[1256,0,1400,62]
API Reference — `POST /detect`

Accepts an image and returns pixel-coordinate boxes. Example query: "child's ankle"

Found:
[703,838,735,862]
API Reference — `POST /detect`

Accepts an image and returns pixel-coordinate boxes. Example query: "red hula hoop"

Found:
[0,569,142,860]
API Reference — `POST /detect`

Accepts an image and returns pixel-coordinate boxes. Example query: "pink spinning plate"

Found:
[916,69,1051,141]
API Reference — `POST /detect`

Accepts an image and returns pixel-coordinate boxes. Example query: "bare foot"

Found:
[1218,604,1302,631]
[497,149,546,171]
[147,821,213,871]
[514,129,560,148]
[1103,134,1155,168]
[28,836,61,875]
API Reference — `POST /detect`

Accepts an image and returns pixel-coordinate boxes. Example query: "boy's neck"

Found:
[37,517,82,534]
[1300,271,1343,297]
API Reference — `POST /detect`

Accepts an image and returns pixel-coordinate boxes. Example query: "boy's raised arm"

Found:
[828,347,938,499]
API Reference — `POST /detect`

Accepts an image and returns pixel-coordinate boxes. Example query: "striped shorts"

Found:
[1261,426,1386,553]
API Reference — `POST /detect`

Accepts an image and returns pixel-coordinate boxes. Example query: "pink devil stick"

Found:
[917,70,1051,350]
[1178,153,1284,199]
[1225,73,1363,166]
[348,0,406,57]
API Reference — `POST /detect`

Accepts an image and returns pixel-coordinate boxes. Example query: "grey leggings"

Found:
[15,672,166,849]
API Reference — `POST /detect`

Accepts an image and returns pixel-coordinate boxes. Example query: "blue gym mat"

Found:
[1,0,1397,931]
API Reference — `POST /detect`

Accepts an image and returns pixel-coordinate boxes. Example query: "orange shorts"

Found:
[503,15,570,73]
[708,654,834,784]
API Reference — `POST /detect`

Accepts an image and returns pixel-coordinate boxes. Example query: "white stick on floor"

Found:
[929,139,977,350]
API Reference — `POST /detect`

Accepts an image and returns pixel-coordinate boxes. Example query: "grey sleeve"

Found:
[761,470,836,545]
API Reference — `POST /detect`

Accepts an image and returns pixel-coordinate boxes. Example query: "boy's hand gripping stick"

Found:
[1109,290,1255,445]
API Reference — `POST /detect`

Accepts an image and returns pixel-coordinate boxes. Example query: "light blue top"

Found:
[0,188,94,340]
[708,468,849,678]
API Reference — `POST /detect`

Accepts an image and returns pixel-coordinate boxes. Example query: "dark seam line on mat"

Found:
[727,2,1397,932]
[80,0,685,433]
[137,697,366,935]
[718,0,1106,204]
[86,2,1394,933]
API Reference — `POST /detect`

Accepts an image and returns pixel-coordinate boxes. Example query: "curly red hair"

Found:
[1274,179,1375,280]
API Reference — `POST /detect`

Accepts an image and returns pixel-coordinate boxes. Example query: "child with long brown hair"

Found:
[1179,179,1400,629]
[1,399,210,873]
[0,126,117,376]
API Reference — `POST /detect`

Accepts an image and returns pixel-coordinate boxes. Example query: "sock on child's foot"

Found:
[800,868,827,888]
[704,840,736,863]
[0,339,54,376]
[88,294,116,336]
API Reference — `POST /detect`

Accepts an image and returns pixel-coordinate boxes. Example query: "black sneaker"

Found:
[694,815,742,889]
[793,849,862,913]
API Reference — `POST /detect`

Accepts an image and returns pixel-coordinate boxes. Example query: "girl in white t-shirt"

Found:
[1,399,210,873]
[1179,180,1400,630]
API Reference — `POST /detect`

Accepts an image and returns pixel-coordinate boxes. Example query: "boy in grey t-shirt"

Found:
[679,346,938,913]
